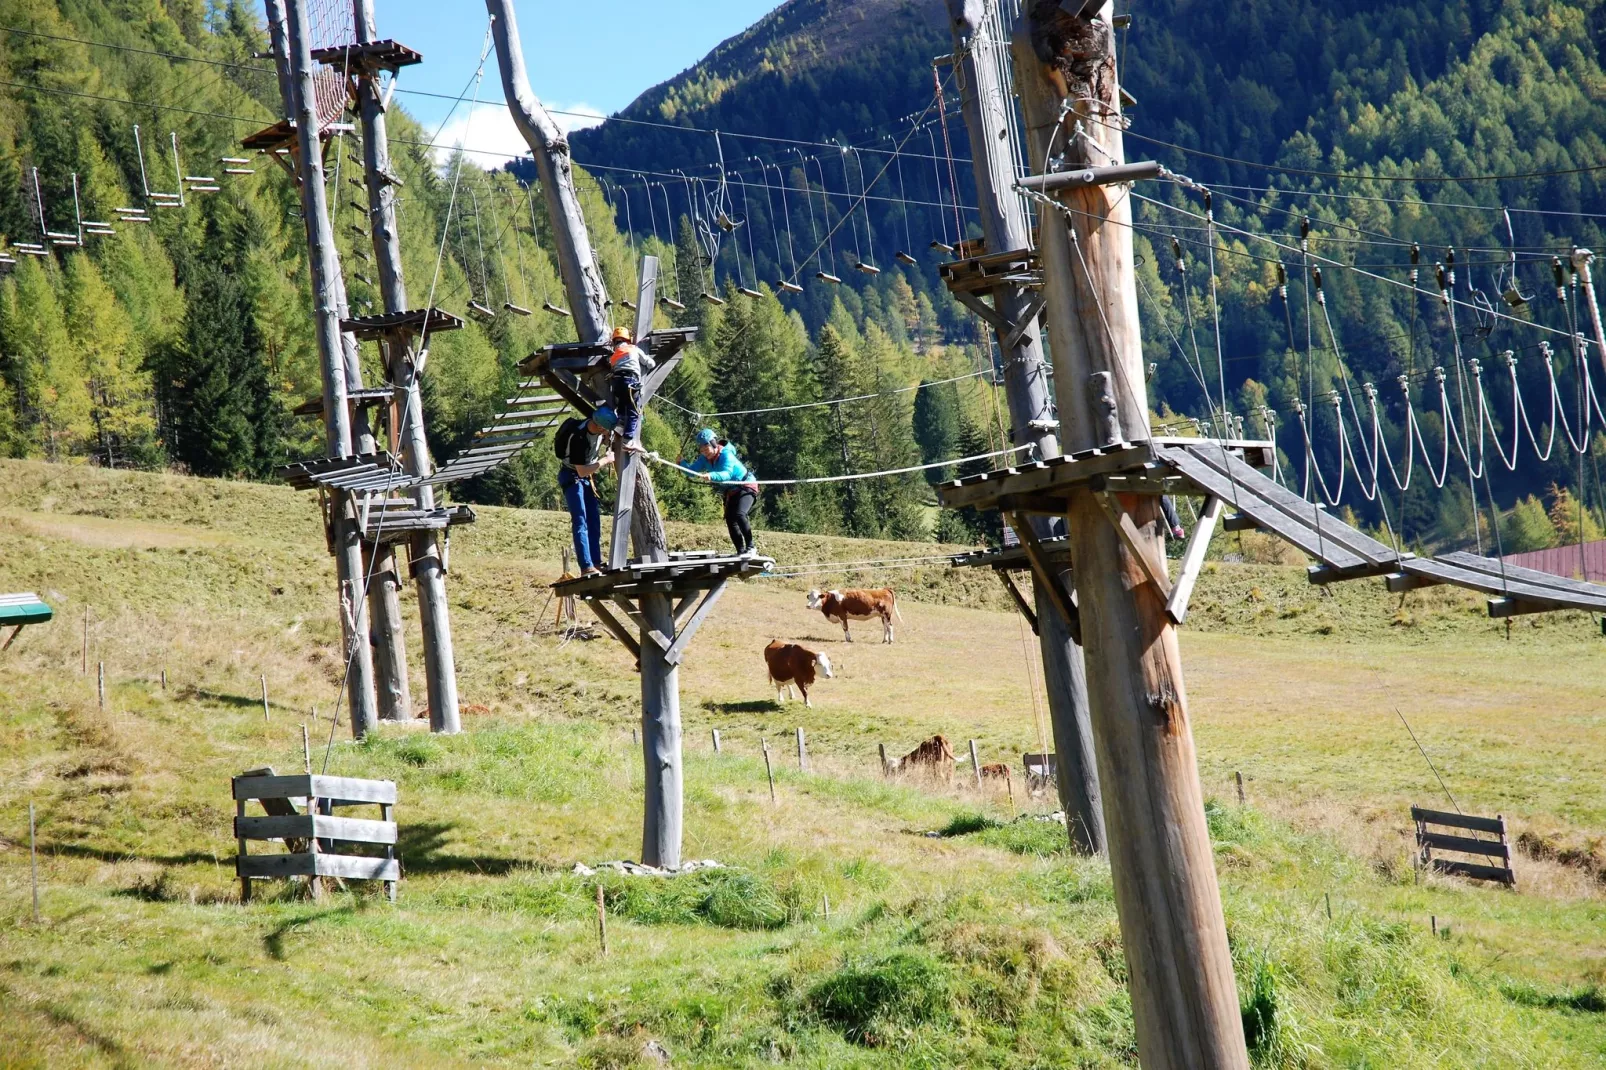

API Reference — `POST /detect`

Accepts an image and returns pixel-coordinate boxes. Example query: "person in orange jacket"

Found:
[607,326,656,445]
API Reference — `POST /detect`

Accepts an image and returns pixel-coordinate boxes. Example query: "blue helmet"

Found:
[590,405,618,431]
[695,428,719,447]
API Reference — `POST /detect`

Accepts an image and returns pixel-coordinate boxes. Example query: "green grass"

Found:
[3,459,1606,1066]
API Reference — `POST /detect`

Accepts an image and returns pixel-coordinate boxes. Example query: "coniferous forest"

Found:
[4,0,1606,552]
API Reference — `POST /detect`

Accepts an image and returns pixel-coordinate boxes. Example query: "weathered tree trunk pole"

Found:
[1015,5,1248,1066]
[945,0,1104,854]
[353,0,461,733]
[269,0,407,723]
[487,0,683,868]
[280,0,379,736]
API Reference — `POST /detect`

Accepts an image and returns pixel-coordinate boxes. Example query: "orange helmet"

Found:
[610,326,631,344]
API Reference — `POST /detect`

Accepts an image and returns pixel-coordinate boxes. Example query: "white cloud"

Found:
[431,101,606,168]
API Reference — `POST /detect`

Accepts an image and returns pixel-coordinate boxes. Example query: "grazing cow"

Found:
[763,640,834,707]
[980,762,1012,783]
[887,734,956,779]
[806,587,904,643]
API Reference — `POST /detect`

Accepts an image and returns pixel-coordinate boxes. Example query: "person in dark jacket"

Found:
[683,427,760,556]
[554,406,617,577]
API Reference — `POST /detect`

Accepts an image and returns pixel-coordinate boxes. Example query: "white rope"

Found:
[640,444,1032,487]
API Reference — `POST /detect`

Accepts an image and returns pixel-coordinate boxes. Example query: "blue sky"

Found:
[369,0,778,164]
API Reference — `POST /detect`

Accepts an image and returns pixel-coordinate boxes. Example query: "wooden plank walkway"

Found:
[936,435,1606,620]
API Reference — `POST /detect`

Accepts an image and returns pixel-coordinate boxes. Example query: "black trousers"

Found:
[724,487,756,552]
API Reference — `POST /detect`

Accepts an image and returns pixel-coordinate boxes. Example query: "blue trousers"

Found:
[558,467,603,571]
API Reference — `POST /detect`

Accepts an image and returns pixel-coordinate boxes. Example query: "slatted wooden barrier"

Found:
[233,767,399,902]
[1412,806,1515,887]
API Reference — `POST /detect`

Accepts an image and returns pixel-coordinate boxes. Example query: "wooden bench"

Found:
[0,592,52,651]
[1412,806,1515,887]
[233,768,399,902]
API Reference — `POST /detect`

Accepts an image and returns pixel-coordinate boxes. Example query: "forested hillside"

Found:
[5,0,1606,552]
[574,0,1606,550]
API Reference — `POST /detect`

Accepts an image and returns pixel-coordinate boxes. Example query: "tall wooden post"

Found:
[1015,6,1248,1066]
[281,0,379,736]
[945,0,1104,854]
[352,0,461,733]
[488,0,684,868]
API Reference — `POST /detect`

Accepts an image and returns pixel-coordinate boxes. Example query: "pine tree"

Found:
[1501,494,1557,553]
[154,261,282,478]
[912,378,960,483]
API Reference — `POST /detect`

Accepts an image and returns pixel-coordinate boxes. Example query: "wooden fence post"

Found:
[302,724,312,775]
[796,727,809,772]
[970,739,983,790]
[81,609,88,674]
[29,800,39,923]
[597,883,608,955]
[878,742,888,776]
[1236,770,1246,806]
[712,728,721,753]
[261,676,270,722]
[762,738,777,804]
[97,662,105,710]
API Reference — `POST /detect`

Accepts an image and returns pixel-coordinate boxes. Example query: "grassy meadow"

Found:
[2,458,1605,1067]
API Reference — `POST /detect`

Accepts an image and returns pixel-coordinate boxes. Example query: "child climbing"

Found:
[607,326,656,446]
[683,428,760,557]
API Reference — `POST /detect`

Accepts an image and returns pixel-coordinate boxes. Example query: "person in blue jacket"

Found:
[683,428,760,556]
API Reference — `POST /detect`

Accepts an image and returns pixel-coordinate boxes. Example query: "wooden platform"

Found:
[556,552,774,666]
[949,535,1071,571]
[516,327,701,376]
[341,307,463,341]
[554,552,773,599]
[280,452,409,493]
[938,246,1042,295]
[357,502,474,544]
[311,39,423,73]
[292,386,394,418]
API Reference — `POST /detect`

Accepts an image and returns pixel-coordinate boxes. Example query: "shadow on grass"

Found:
[397,822,527,876]
[702,699,779,715]
[264,906,356,960]
[176,685,264,711]
[47,842,217,867]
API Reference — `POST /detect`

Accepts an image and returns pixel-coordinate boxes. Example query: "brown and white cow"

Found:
[763,640,834,707]
[887,734,955,779]
[806,587,903,643]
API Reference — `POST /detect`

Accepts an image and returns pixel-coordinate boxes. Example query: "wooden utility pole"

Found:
[1014,5,1248,1066]
[944,0,1103,854]
[280,0,380,736]
[488,0,688,868]
[351,0,461,733]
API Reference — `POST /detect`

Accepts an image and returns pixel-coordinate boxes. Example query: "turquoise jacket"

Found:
[685,443,757,490]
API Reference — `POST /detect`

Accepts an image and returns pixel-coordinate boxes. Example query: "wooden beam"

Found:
[951,289,1015,335]
[1094,491,1173,599]
[1007,510,1080,640]
[663,579,727,666]
[584,598,640,660]
[611,596,671,652]
[609,452,638,570]
[1001,291,1047,351]
[1166,496,1220,624]
[998,571,1039,635]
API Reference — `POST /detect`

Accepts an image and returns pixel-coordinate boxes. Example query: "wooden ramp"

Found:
[936,436,1606,621]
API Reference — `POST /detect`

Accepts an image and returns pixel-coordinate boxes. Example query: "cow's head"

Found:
[815,652,834,678]
[806,588,824,610]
